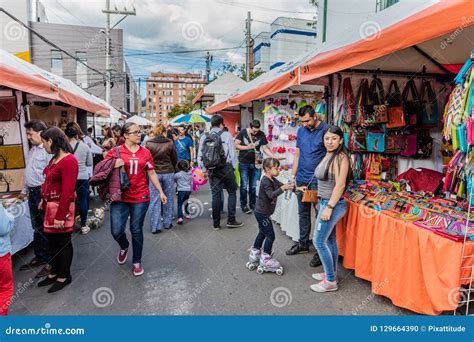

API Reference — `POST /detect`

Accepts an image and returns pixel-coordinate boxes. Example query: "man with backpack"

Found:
[198,114,243,230]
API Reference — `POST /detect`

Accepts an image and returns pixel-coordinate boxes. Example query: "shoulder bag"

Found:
[115,146,131,191]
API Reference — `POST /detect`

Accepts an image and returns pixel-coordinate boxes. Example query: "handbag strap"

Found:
[370,77,385,105]
[114,146,121,159]
[402,79,420,102]
[72,142,80,154]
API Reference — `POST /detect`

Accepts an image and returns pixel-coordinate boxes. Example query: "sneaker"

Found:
[309,252,322,267]
[285,243,309,255]
[80,226,91,235]
[311,272,326,281]
[117,248,128,265]
[185,215,192,219]
[242,206,252,214]
[133,263,144,276]
[310,279,338,292]
[177,218,184,225]
[213,225,221,231]
[226,221,244,228]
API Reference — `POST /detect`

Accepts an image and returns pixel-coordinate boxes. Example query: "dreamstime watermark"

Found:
[440,15,474,49]
[181,21,204,41]
[447,287,471,308]
[183,198,205,219]
[4,200,26,219]
[351,277,389,315]
[175,278,212,314]
[1,278,34,313]
[4,323,85,336]
[3,21,27,42]
[92,287,115,308]
[359,21,382,41]
[270,287,292,308]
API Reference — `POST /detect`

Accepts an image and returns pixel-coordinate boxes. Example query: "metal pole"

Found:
[245,11,251,82]
[105,0,111,104]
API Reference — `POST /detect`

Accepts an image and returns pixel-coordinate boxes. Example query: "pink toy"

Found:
[192,167,208,192]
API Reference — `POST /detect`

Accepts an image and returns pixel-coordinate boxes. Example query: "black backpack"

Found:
[201,131,227,170]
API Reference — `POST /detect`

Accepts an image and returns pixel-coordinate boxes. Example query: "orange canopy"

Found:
[0,49,111,117]
[206,0,474,114]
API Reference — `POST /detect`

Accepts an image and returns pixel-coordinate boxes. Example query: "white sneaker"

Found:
[310,279,338,292]
[80,226,91,235]
[312,272,325,281]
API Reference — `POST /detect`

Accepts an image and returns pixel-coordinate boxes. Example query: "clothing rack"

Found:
[341,68,453,83]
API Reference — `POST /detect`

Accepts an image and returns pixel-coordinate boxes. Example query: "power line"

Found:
[0,8,104,76]
[213,0,315,14]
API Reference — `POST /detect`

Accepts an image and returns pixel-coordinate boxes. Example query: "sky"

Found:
[39,0,317,88]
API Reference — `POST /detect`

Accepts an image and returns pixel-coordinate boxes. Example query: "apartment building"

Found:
[146,72,206,123]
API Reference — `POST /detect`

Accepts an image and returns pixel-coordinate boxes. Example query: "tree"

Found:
[239,65,265,81]
[0,152,9,169]
[167,88,200,119]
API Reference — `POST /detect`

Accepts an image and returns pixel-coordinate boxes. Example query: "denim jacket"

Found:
[0,205,14,257]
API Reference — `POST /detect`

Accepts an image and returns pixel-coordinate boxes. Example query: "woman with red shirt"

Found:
[37,127,78,293]
[105,123,167,276]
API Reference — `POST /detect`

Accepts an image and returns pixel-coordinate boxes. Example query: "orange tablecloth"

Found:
[336,200,474,315]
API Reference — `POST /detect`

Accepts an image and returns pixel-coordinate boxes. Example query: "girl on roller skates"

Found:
[247,158,293,275]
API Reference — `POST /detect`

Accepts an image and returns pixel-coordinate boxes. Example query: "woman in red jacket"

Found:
[37,127,78,293]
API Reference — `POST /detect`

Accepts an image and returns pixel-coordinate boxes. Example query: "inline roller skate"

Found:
[246,247,261,271]
[257,252,284,275]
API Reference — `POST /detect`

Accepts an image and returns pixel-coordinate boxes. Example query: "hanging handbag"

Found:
[419,80,439,127]
[301,173,318,203]
[365,154,382,180]
[414,129,433,159]
[457,122,468,152]
[370,77,388,123]
[400,134,417,157]
[367,131,385,153]
[115,146,131,191]
[385,134,405,154]
[342,78,357,124]
[350,127,367,152]
[386,80,406,128]
[402,79,423,126]
[44,201,76,229]
[356,79,376,126]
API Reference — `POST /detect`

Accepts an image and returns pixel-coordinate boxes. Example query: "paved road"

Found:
[10,186,409,315]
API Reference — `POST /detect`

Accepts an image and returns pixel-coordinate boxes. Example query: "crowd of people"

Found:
[0,106,351,315]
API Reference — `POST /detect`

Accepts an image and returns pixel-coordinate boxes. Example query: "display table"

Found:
[336,200,474,315]
[272,194,299,242]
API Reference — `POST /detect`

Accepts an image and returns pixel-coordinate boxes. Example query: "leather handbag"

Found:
[402,79,423,126]
[419,80,439,127]
[370,78,388,123]
[115,146,131,191]
[386,80,406,128]
[367,131,385,153]
[44,201,75,229]
[302,189,319,203]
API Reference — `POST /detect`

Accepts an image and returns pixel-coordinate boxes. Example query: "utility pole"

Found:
[205,52,213,84]
[137,77,141,115]
[103,0,136,105]
[245,11,251,82]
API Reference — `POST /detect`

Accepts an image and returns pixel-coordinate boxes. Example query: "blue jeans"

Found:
[296,181,318,247]
[149,173,174,232]
[110,201,149,264]
[239,163,258,209]
[313,198,347,282]
[177,191,191,219]
[28,186,50,263]
[253,212,275,255]
[75,179,90,227]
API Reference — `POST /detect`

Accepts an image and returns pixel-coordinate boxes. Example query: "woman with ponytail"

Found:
[309,125,351,293]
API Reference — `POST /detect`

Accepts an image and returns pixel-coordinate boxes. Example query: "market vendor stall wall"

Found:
[330,72,450,177]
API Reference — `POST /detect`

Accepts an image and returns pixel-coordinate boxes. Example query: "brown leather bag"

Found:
[302,189,318,203]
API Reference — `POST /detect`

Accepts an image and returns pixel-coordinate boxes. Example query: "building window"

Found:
[254,48,261,65]
[376,0,399,11]
[76,51,87,88]
[51,50,63,76]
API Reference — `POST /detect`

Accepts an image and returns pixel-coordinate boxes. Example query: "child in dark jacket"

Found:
[174,160,193,225]
[246,158,293,275]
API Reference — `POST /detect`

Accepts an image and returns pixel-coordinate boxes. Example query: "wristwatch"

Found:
[327,204,334,210]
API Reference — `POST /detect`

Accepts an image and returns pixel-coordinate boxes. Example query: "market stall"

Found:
[0,49,112,253]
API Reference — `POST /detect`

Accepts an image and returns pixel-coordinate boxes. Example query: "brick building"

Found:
[145,72,206,123]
